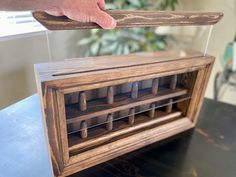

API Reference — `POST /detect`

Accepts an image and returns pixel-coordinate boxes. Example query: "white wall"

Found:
[178,0,236,104]
[0,31,86,109]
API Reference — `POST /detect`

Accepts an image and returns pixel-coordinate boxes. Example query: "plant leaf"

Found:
[127,0,141,7]
[77,38,92,46]
[90,42,100,55]
[100,41,119,54]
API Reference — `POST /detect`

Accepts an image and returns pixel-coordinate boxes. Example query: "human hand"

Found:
[46,0,116,29]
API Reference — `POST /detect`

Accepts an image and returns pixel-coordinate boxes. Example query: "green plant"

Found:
[77,0,178,56]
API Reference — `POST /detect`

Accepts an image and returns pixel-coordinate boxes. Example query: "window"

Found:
[0,11,46,38]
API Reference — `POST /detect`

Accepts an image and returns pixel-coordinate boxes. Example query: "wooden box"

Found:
[33,11,223,177]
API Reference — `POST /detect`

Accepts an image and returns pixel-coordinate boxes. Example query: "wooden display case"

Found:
[33,11,223,177]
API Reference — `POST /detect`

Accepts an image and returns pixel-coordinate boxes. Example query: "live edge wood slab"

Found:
[32,10,223,30]
[33,10,223,177]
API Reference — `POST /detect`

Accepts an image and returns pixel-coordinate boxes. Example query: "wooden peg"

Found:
[170,74,178,90]
[107,86,114,104]
[131,81,138,99]
[128,108,135,125]
[152,78,159,95]
[166,75,177,113]
[106,114,113,131]
[148,103,156,118]
[166,99,173,113]
[80,121,88,139]
[79,91,87,111]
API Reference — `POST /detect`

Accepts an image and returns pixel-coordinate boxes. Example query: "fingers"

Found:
[45,10,64,16]
[92,9,116,29]
[59,0,116,29]
[97,0,106,10]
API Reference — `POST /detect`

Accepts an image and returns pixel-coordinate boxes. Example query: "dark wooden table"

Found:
[0,95,236,177]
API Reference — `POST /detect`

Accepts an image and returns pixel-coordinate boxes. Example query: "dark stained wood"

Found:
[69,111,182,154]
[66,88,188,124]
[32,11,223,30]
[65,118,194,176]
[34,49,215,177]
[34,50,213,89]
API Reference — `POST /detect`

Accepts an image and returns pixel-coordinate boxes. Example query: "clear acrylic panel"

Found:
[43,25,214,62]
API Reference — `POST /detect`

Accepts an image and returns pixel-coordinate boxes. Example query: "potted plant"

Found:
[77,0,178,56]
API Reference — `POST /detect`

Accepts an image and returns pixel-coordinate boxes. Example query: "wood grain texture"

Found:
[35,50,213,88]
[32,10,223,30]
[64,118,194,176]
[66,88,188,124]
[69,111,182,154]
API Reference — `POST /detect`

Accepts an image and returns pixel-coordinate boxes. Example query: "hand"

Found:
[46,0,116,29]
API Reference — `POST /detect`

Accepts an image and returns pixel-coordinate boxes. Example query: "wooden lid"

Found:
[33,11,223,30]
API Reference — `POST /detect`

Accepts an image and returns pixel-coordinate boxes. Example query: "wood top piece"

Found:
[34,49,213,87]
[32,10,223,30]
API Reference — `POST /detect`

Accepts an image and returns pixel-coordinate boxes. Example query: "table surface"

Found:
[0,95,236,177]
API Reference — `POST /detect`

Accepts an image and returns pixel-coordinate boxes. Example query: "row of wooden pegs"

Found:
[78,75,178,139]
[78,75,178,112]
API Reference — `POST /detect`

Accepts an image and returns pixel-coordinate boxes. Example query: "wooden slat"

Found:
[64,117,194,176]
[32,11,223,30]
[66,88,188,124]
[35,53,214,88]
[69,111,182,154]
[35,50,203,81]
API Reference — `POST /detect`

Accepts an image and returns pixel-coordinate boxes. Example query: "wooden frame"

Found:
[33,11,222,177]
[35,49,214,177]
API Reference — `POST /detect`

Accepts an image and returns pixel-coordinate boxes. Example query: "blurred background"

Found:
[0,0,236,109]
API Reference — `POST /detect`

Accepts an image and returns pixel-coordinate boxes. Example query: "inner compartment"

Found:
[64,71,198,156]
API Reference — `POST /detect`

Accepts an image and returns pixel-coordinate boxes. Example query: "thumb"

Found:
[92,10,117,29]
